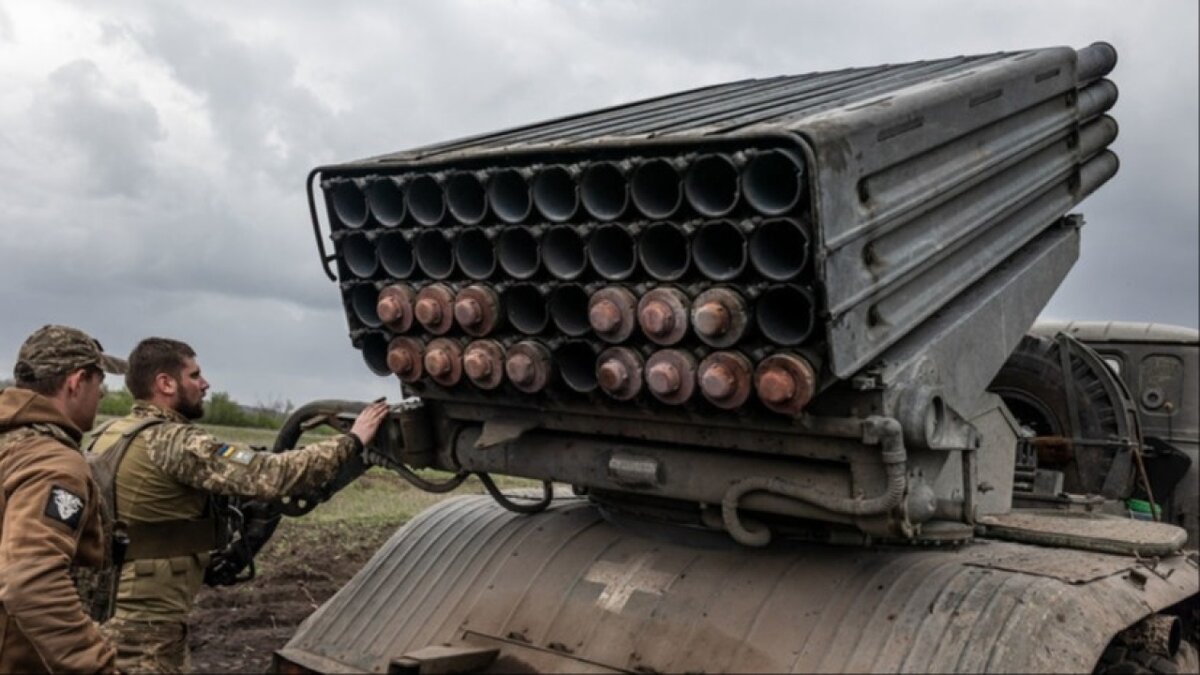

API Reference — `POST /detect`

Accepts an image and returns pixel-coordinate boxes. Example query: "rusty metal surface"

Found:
[281,496,1198,674]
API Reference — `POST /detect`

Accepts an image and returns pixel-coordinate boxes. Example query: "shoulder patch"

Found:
[212,444,256,465]
[44,484,85,531]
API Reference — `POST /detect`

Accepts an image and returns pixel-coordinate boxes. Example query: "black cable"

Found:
[476,472,553,514]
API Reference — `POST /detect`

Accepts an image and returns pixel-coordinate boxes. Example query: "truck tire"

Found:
[1095,640,1199,674]
[989,334,1127,495]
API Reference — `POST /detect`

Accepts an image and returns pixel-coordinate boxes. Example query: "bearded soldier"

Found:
[90,337,388,673]
[0,325,126,673]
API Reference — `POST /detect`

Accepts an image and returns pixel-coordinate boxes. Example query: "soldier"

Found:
[90,337,389,673]
[0,325,125,673]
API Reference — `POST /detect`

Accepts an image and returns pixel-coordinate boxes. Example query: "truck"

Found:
[261,42,1198,673]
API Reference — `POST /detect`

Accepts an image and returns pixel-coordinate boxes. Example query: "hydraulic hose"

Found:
[721,416,908,546]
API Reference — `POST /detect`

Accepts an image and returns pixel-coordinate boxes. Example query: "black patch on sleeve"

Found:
[43,484,85,531]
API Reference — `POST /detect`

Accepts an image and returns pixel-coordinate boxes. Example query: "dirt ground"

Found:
[189,518,398,672]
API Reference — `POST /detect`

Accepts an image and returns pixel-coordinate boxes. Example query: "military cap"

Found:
[13,324,127,381]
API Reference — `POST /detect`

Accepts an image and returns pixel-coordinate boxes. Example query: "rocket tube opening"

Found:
[445,172,488,225]
[415,229,455,279]
[505,284,549,335]
[349,285,383,328]
[454,228,497,280]
[693,220,747,281]
[684,154,740,217]
[756,284,816,346]
[532,165,580,223]
[377,231,416,279]
[549,284,590,337]
[580,161,629,221]
[405,174,445,226]
[630,158,683,219]
[588,224,637,281]
[743,149,806,216]
[543,226,587,280]
[749,218,810,281]
[341,233,379,279]
[488,168,533,224]
[596,346,644,401]
[360,332,391,376]
[330,179,369,229]
[555,340,598,393]
[497,227,541,279]
[638,221,690,281]
[364,176,406,227]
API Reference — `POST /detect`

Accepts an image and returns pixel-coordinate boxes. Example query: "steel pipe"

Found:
[329,178,370,229]
[549,284,591,337]
[580,160,630,221]
[454,227,497,280]
[749,218,810,281]
[554,340,599,393]
[348,284,383,328]
[454,284,502,336]
[387,336,425,383]
[496,226,541,280]
[588,223,638,281]
[645,349,697,405]
[364,176,406,227]
[742,149,806,216]
[405,174,446,226]
[487,168,534,224]
[376,231,415,279]
[376,284,416,333]
[630,157,685,219]
[684,153,740,217]
[693,219,748,281]
[424,337,464,387]
[543,225,588,280]
[754,352,818,415]
[588,286,638,343]
[341,233,379,279]
[505,283,550,335]
[638,287,689,346]
[1076,41,1117,84]
[414,283,456,335]
[691,287,749,348]
[596,346,644,401]
[638,221,691,281]
[532,164,581,223]
[415,229,455,280]
[505,340,552,393]
[755,284,815,346]
[359,332,391,376]
[445,171,488,225]
[463,339,505,390]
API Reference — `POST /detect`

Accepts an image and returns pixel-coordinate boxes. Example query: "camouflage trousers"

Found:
[99,617,190,674]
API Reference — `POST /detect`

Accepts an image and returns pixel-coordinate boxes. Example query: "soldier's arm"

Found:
[0,445,117,673]
[144,423,358,500]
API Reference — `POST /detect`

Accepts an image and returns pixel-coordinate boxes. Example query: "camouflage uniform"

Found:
[0,325,124,674]
[90,401,358,673]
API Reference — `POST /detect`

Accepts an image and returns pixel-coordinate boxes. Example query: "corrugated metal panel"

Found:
[281,496,1197,673]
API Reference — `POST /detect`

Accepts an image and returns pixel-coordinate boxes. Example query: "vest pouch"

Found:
[134,560,157,577]
[169,557,189,575]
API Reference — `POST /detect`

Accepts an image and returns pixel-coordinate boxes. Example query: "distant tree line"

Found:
[98,388,286,429]
[3,378,288,429]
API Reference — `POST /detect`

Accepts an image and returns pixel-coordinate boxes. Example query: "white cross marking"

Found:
[583,552,674,613]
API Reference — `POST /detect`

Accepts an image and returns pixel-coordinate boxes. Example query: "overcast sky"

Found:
[0,0,1196,407]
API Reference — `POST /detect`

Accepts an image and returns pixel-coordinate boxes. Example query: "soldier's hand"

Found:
[348,400,390,447]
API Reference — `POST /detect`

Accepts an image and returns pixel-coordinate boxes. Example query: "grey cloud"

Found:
[34,60,165,197]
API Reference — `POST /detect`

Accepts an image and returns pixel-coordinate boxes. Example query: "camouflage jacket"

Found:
[130,402,356,500]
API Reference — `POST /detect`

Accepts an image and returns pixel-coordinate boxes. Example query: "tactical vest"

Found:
[87,417,218,560]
